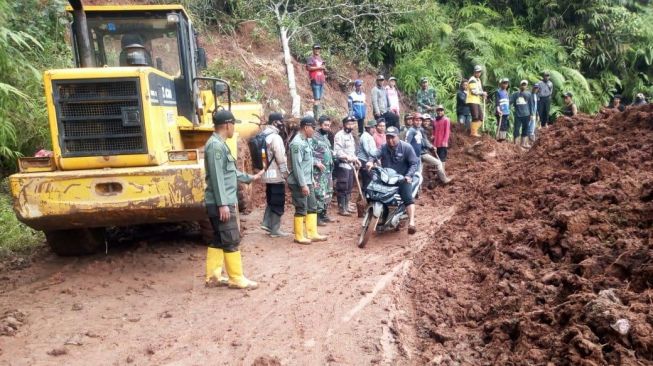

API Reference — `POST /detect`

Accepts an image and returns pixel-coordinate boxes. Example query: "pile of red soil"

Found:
[410,105,653,365]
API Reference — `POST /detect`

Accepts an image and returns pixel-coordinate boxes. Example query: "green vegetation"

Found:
[387,1,653,119]
[192,0,652,122]
[0,0,69,254]
[0,0,71,174]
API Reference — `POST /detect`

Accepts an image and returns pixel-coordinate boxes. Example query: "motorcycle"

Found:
[357,166,423,248]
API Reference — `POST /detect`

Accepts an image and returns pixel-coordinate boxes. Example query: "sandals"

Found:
[408,225,417,235]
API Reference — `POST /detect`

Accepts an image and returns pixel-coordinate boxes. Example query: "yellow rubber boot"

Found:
[306,213,327,242]
[205,247,228,287]
[224,251,258,290]
[470,121,482,137]
[294,216,312,245]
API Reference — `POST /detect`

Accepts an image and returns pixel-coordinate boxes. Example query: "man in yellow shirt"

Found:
[466,65,488,137]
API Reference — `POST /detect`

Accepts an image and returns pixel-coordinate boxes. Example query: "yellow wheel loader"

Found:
[8,1,262,255]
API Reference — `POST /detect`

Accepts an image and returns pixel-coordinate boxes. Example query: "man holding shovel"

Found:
[334,116,360,216]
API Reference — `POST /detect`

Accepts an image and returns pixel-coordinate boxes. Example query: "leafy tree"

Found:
[0,0,70,174]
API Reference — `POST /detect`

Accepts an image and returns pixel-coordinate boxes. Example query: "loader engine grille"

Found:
[53,79,147,157]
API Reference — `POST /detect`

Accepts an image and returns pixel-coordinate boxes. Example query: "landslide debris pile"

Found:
[411,105,653,365]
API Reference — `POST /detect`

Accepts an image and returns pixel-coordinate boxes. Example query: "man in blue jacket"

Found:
[348,80,367,134]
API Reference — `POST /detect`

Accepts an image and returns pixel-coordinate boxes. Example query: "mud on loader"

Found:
[8,2,261,255]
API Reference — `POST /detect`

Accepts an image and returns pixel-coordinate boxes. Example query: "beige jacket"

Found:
[262,126,288,184]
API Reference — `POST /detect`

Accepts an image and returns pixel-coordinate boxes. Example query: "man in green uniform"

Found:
[312,115,335,226]
[416,77,437,113]
[288,116,327,244]
[204,110,263,290]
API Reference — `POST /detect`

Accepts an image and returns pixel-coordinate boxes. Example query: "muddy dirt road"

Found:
[0,202,454,365]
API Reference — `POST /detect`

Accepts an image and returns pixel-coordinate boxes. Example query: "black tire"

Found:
[44,228,106,256]
[358,208,379,249]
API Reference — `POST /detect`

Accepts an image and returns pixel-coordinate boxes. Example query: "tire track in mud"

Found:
[0,199,455,365]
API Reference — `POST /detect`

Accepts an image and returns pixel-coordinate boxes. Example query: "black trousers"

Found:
[206,204,240,252]
[357,118,365,135]
[381,111,400,129]
[539,96,551,127]
[335,165,354,198]
[265,183,285,216]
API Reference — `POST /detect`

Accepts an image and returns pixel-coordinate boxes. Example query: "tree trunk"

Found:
[280,26,301,117]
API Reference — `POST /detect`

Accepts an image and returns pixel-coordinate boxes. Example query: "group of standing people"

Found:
[203,54,651,291]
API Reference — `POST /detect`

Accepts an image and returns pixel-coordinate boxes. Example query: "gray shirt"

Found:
[357,131,378,162]
[536,80,553,98]
[371,85,388,115]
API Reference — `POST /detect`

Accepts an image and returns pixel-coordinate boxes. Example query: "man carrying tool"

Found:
[204,110,263,290]
[366,126,420,234]
[312,115,335,226]
[334,116,359,216]
[467,65,487,137]
[260,112,290,238]
[288,116,327,245]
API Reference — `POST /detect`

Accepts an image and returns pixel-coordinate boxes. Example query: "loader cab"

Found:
[67,5,207,123]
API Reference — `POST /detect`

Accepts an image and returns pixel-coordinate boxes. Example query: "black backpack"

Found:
[248,132,270,171]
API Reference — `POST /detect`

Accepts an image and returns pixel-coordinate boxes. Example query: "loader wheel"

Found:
[44,228,106,256]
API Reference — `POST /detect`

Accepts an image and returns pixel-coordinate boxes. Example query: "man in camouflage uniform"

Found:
[312,115,335,226]
[416,77,437,113]
[288,116,327,244]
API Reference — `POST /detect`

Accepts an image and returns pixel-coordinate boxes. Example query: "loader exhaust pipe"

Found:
[68,0,95,68]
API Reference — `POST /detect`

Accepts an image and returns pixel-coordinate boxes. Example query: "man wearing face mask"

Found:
[260,112,290,238]
[334,116,360,216]
[288,116,327,244]
[312,115,335,225]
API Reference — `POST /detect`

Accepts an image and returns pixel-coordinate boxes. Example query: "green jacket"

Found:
[416,88,436,113]
[310,132,334,172]
[204,133,253,206]
[288,132,314,187]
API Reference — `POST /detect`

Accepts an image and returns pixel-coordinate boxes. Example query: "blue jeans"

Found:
[311,81,323,100]
[457,114,471,130]
[527,117,536,136]
[514,116,530,138]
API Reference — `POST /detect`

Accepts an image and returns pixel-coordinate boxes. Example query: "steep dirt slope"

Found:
[410,105,653,365]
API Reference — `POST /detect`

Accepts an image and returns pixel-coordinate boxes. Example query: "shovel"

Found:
[353,166,367,218]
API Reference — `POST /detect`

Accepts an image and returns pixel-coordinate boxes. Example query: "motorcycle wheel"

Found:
[358,208,379,249]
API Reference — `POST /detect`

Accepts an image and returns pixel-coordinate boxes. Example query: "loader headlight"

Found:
[18,157,56,173]
[168,150,198,164]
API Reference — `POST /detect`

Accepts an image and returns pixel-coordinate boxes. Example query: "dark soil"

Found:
[410,104,653,365]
